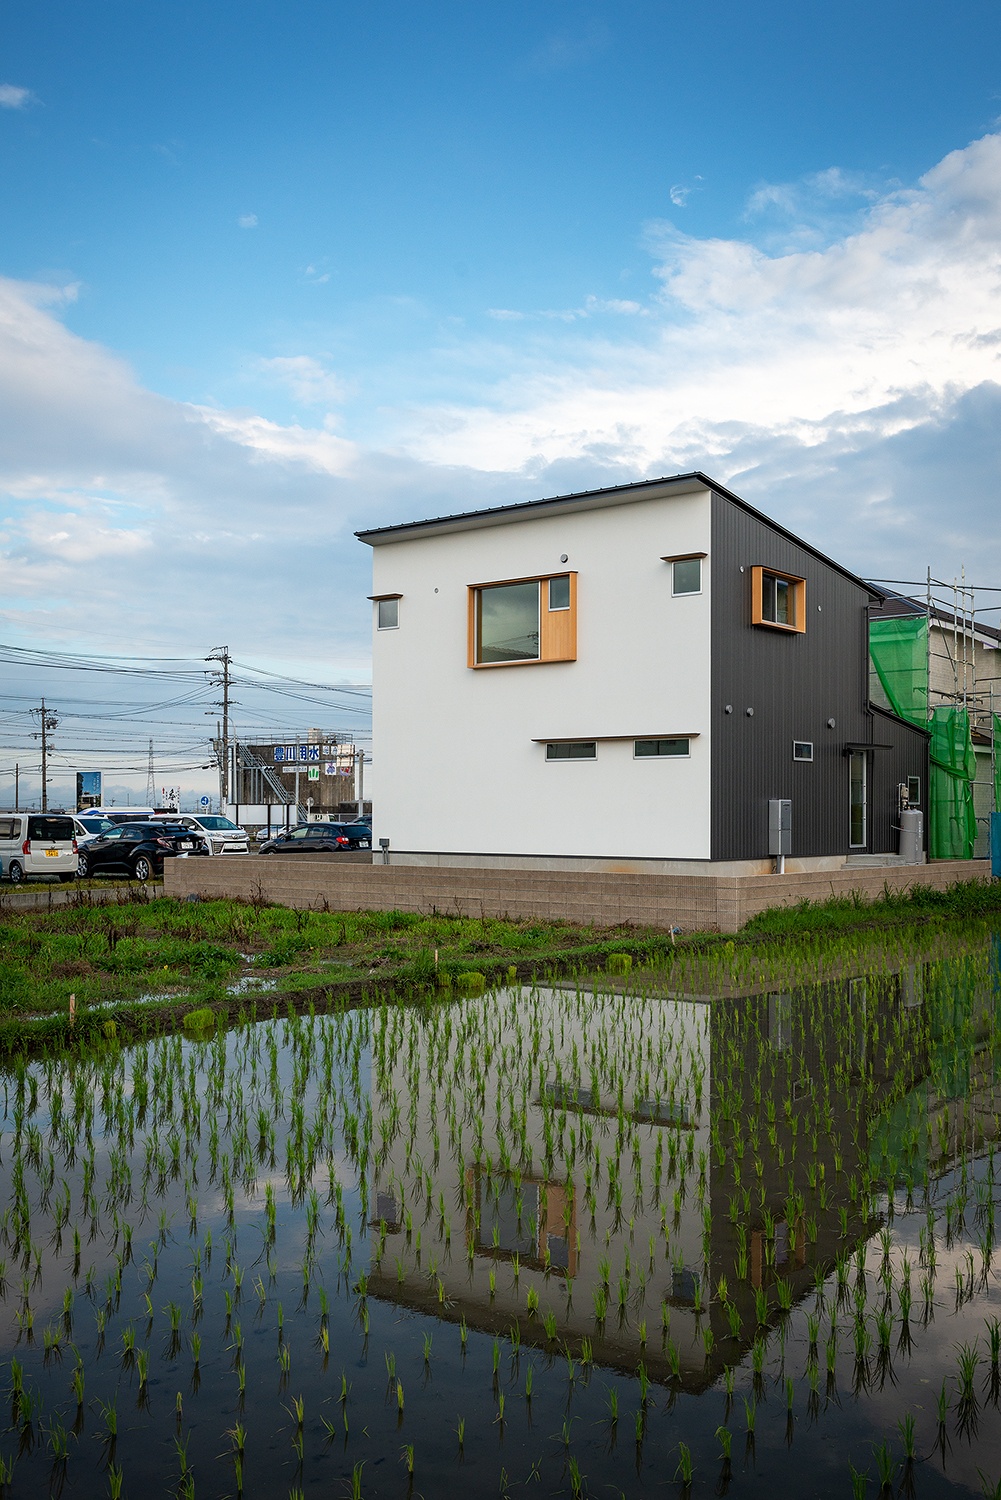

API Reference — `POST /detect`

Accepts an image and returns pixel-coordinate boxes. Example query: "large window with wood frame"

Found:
[751,566,806,632]
[468,573,577,666]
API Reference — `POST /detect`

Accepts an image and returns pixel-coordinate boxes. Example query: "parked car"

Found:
[77,807,157,824]
[0,812,78,884]
[73,815,116,849]
[76,822,209,881]
[151,813,249,855]
[259,822,372,854]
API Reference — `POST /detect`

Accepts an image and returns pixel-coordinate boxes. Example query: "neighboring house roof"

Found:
[356,470,883,599]
[870,589,1001,645]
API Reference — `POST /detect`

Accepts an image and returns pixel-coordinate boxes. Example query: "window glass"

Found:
[546,742,596,760]
[477,581,540,663]
[27,816,75,842]
[672,558,701,595]
[196,817,237,830]
[0,819,15,838]
[792,741,814,761]
[634,739,690,758]
[289,827,310,840]
[377,597,399,630]
[762,572,792,626]
[907,776,921,806]
[548,574,571,610]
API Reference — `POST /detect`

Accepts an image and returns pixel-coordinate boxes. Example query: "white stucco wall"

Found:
[367,486,713,859]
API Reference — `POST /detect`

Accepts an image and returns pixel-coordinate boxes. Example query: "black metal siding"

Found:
[710,492,926,860]
[867,706,930,854]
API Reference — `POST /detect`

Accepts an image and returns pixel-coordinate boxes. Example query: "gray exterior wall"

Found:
[709,491,927,861]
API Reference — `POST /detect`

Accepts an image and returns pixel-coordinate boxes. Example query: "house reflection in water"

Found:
[365,970,947,1392]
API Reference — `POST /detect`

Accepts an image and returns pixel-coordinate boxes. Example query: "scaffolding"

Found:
[869,567,1001,859]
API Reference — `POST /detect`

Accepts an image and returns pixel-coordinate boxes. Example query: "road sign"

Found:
[199,795,211,808]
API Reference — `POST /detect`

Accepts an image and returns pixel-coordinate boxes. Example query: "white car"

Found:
[73,814,117,850]
[151,813,250,855]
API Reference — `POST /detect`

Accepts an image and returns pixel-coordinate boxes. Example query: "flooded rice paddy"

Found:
[2,928,1001,1497]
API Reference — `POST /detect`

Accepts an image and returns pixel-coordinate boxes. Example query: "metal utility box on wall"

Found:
[768,799,792,856]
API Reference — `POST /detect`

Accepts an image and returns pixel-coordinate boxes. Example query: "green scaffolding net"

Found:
[869,614,978,860]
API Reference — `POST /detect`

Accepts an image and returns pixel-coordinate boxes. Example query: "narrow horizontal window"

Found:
[792,740,814,762]
[548,573,571,610]
[546,741,596,760]
[672,557,702,596]
[634,738,690,758]
[377,597,399,630]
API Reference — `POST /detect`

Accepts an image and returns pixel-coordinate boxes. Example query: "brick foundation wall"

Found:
[163,856,991,934]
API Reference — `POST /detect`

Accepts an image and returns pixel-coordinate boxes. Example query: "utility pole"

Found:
[206,646,233,807]
[356,748,365,818]
[14,763,19,811]
[30,700,59,812]
[146,738,156,808]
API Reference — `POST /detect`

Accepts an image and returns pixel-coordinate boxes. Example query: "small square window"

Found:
[377,598,399,630]
[634,738,690,758]
[752,567,806,632]
[546,742,596,760]
[792,741,813,762]
[548,574,571,610]
[672,558,702,595]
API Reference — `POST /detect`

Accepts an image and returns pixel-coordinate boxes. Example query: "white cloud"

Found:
[237,213,258,229]
[0,84,33,109]
[3,131,1001,671]
[396,132,1001,501]
[669,185,690,207]
[254,354,346,409]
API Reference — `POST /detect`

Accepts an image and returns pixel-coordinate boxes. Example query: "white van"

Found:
[0,812,79,884]
[150,812,249,855]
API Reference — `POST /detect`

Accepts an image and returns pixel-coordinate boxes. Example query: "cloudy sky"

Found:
[2,0,1001,795]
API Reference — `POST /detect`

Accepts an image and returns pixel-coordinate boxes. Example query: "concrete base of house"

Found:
[371,850,925,876]
[163,855,988,935]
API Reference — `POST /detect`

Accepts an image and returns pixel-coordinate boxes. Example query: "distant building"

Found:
[358,472,927,872]
[231,730,363,819]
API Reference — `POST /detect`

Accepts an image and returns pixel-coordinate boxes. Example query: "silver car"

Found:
[151,813,250,855]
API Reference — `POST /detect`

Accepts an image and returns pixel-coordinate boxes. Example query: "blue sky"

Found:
[2,0,1001,796]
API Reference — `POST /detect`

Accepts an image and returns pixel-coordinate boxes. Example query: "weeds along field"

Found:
[0,913,999,1496]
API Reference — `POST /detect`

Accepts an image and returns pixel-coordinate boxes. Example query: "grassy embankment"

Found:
[0,875,998,1052]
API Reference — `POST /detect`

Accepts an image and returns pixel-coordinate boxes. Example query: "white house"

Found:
[358,472,927,872]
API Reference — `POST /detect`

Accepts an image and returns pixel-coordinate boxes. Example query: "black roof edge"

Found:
[355,470,883,600]
[868,701,931,737]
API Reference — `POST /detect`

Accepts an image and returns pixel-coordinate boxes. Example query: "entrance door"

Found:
[849,750,867,849]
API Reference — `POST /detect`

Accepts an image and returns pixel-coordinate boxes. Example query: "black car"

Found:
[77,821,209,881]
[259,822,372,855]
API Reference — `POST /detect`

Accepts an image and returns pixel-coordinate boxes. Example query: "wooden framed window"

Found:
[468,573,577,667]
[751,567,806,632]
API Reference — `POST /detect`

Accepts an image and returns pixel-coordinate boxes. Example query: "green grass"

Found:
[0,875,996,1053]
[742,876,1001,934]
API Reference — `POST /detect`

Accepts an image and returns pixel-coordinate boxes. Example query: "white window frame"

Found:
[671,558,702,597]
[376,597,400,631]
[633,738,691,759]
[792,741,814,762]
[545,742,597,761]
